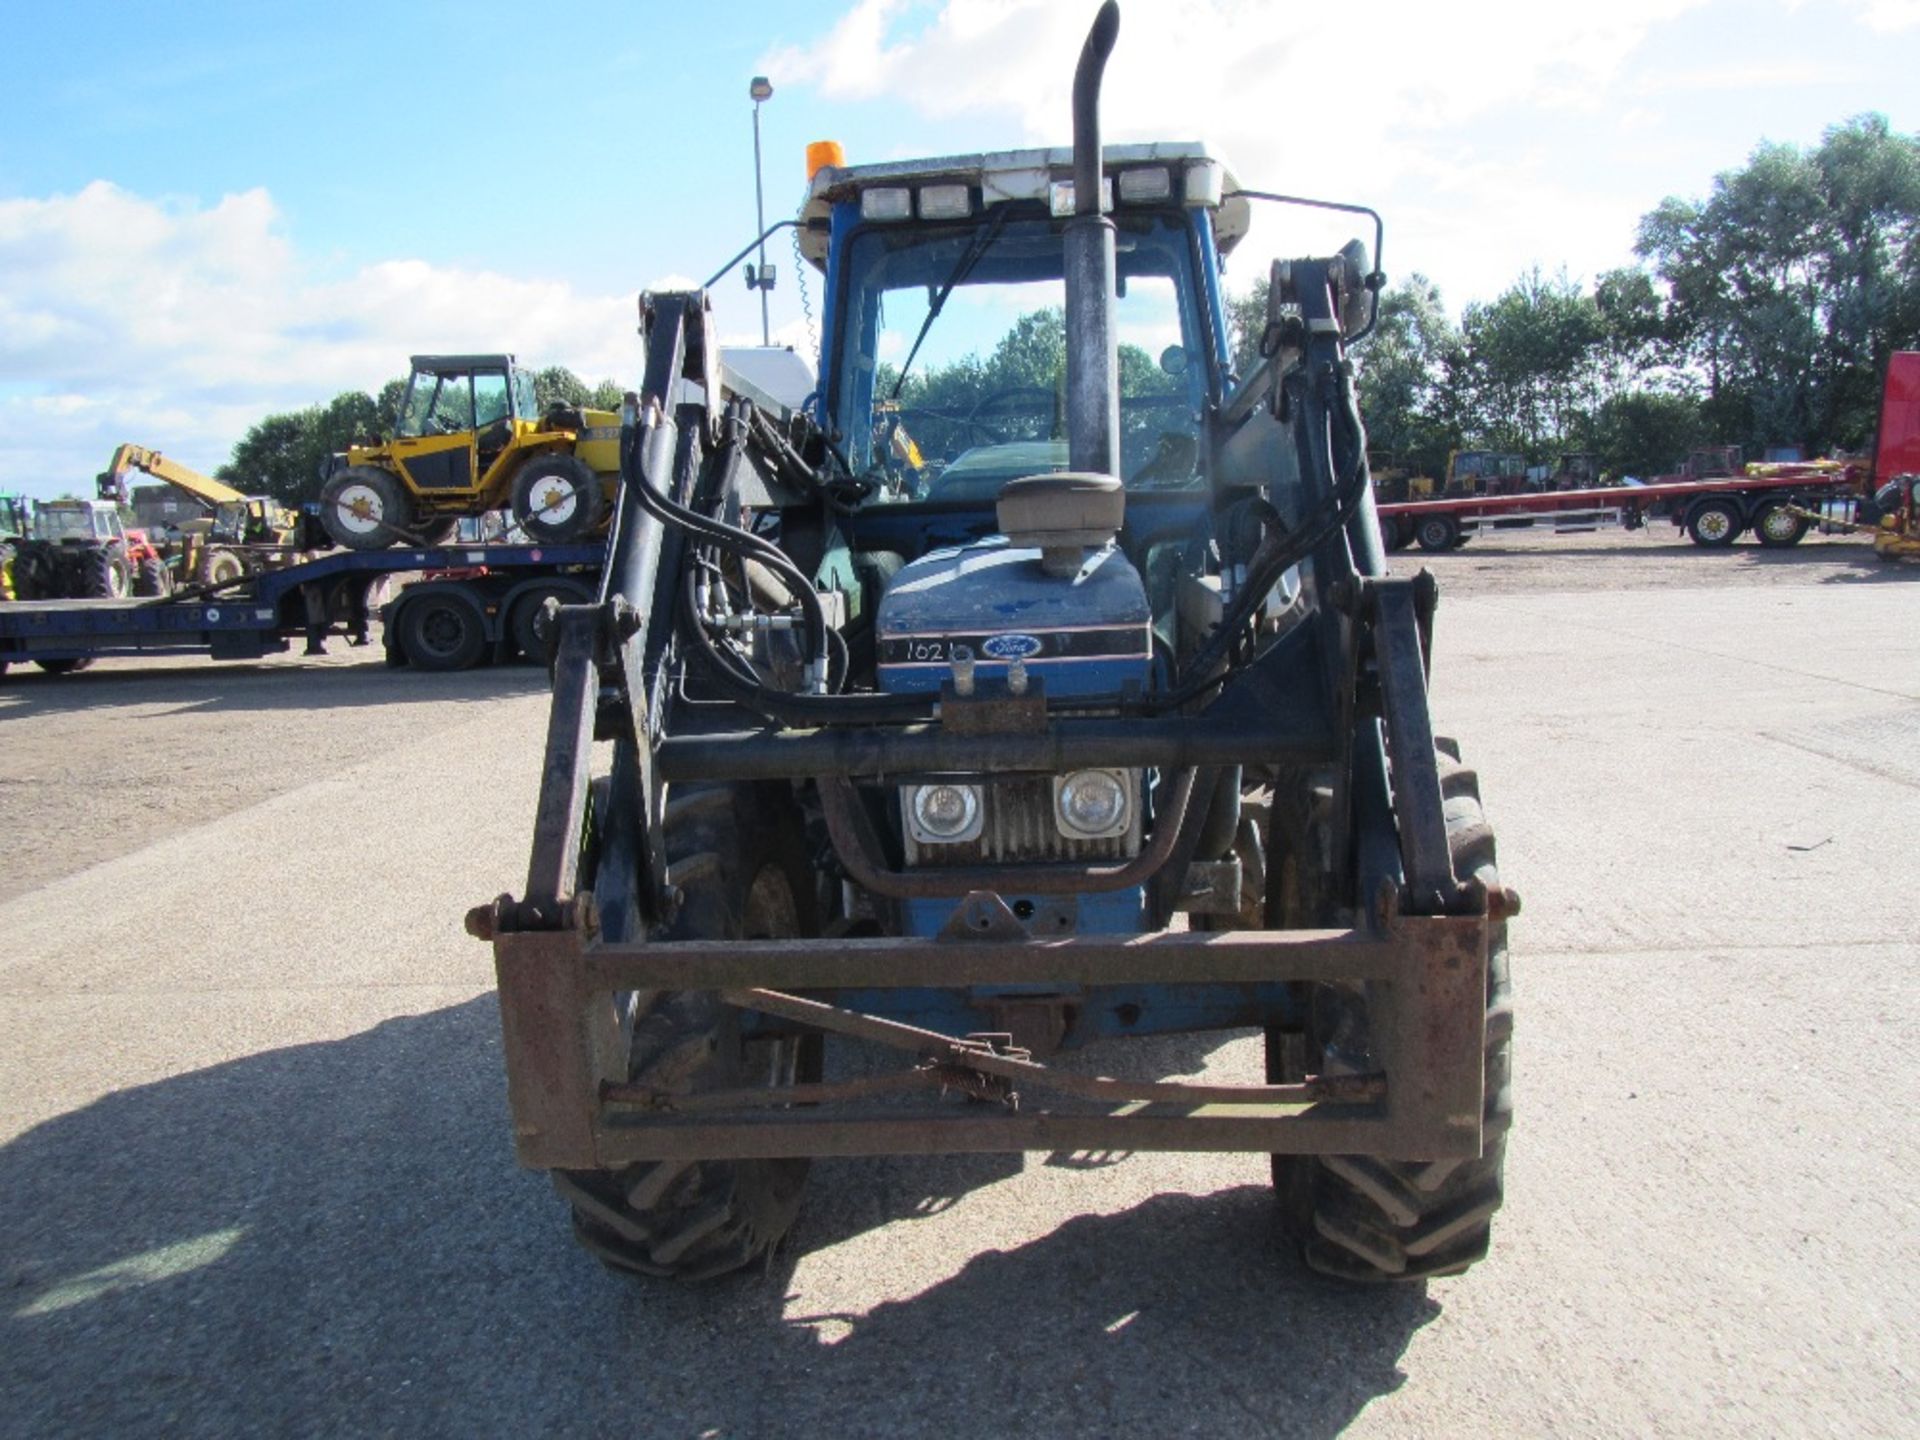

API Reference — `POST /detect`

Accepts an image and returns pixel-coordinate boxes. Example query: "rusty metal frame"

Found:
[487,896,1490,1170]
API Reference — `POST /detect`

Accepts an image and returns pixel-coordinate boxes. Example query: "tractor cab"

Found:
[387,354,539,492]
[35,499,125,544]
[800,144,1244,515]
[210,495,297,546]
[1445,449,1528,496]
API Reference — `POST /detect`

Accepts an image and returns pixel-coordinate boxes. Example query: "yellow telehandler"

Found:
[320,354,620,550]
[97,443,313,585]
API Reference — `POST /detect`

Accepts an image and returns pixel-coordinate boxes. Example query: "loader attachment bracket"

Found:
[488,899,1492,1169]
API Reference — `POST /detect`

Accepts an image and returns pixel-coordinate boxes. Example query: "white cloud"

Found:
[0,182,644,495]
[1852,0,1920,29]
[761,0,1723,309]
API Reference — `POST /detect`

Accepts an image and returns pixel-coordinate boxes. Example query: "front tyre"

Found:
[1270,750,1511,1281]
[555,783,820,1280]
[511,455,606,542]
[321,466,413,551]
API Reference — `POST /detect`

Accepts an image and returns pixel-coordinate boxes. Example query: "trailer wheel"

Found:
[1753,503,1809,548]
[556,784,821,1281]
[321,466,414,551]
[34,658,93,675]
[1414,515,1460,552]
[1378,516,1413,553]
[509,583,584,663]
[395,590,488,671]
[1268,750,1511,1282]
[512,455,606,543]
[1685,499,1742,547]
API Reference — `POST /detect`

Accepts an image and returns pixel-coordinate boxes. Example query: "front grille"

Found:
[903,775,1143,867]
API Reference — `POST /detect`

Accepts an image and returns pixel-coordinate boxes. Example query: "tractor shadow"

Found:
[0,653,548,721]
[0,999,1433,1439]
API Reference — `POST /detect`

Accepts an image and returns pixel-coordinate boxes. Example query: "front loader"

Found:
[475,2,1514,1284]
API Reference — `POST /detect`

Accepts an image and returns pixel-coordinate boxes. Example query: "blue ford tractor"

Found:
[474,2,1513,1283]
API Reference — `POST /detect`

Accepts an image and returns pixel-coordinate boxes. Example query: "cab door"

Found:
[392,372,481,495]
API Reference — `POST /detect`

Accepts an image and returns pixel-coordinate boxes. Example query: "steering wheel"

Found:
[962,386,1056,443]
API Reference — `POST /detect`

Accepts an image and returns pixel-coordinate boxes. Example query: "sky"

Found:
[0,0,1914,497]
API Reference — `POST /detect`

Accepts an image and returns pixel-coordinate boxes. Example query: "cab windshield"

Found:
[397,371,481,438]
[830,211,1210,504]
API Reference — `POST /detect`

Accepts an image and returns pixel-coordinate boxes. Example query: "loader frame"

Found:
[477,283,1506,1174]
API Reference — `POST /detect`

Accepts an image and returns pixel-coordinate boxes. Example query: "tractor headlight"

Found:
[1054,769,1132,840]
[906,782,983,844]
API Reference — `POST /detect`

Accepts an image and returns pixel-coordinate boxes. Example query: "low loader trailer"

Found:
[1376,464,1865,553]
[0,540,600,677]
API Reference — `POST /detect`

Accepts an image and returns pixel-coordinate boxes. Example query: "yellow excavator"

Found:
[97,444,316,585]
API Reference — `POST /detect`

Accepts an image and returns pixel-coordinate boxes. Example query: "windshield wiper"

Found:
[888,208,1010,401]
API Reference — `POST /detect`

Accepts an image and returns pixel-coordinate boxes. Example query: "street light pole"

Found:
[750,75,773,347]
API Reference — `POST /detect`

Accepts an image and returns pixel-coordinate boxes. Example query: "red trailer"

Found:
[1375,464,1864,552]
[1374,352,1917,555]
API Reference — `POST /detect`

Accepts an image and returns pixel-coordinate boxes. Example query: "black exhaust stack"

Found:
[1064,1,1122,479]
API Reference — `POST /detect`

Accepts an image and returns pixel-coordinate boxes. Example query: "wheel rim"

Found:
[1421,520,1451,547]
[334,484,386,537]
[1697,508,1733,541]
[416,605,468,659]
[531,480,578,526]
[1761,508,1797,541]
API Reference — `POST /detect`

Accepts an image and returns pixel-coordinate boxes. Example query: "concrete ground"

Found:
[1,530,1914,1438]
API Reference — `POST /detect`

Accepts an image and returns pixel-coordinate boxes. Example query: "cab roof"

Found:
[409,354,517,374]
[797,141,1249,270]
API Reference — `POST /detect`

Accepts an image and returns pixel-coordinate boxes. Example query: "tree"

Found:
[1353,274,1464,479]
[532,365,590,409]
[1637,113,1920,455]
[1456,269,1608,455]
[218,388,392,506]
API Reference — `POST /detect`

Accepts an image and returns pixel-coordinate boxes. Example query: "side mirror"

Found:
[1331,238,1376,339]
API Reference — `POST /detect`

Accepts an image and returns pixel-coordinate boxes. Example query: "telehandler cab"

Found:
[474,1,1513,1284]
[322,354,620,551]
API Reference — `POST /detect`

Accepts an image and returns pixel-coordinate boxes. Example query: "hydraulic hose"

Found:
[619,405,832,690]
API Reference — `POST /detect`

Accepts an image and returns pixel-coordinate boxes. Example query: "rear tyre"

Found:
[557,784,821,1280]
[1269,750,1511,1282]
[34,658,92,675]
[133,555,171,597]
[1753,503,1809,548]
[395,590,488,671]
[512,455,606,543]
[1686,499,1741,548]
[83,545,131,598]
[1414,515,1460,552]
[321,466,413,551]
